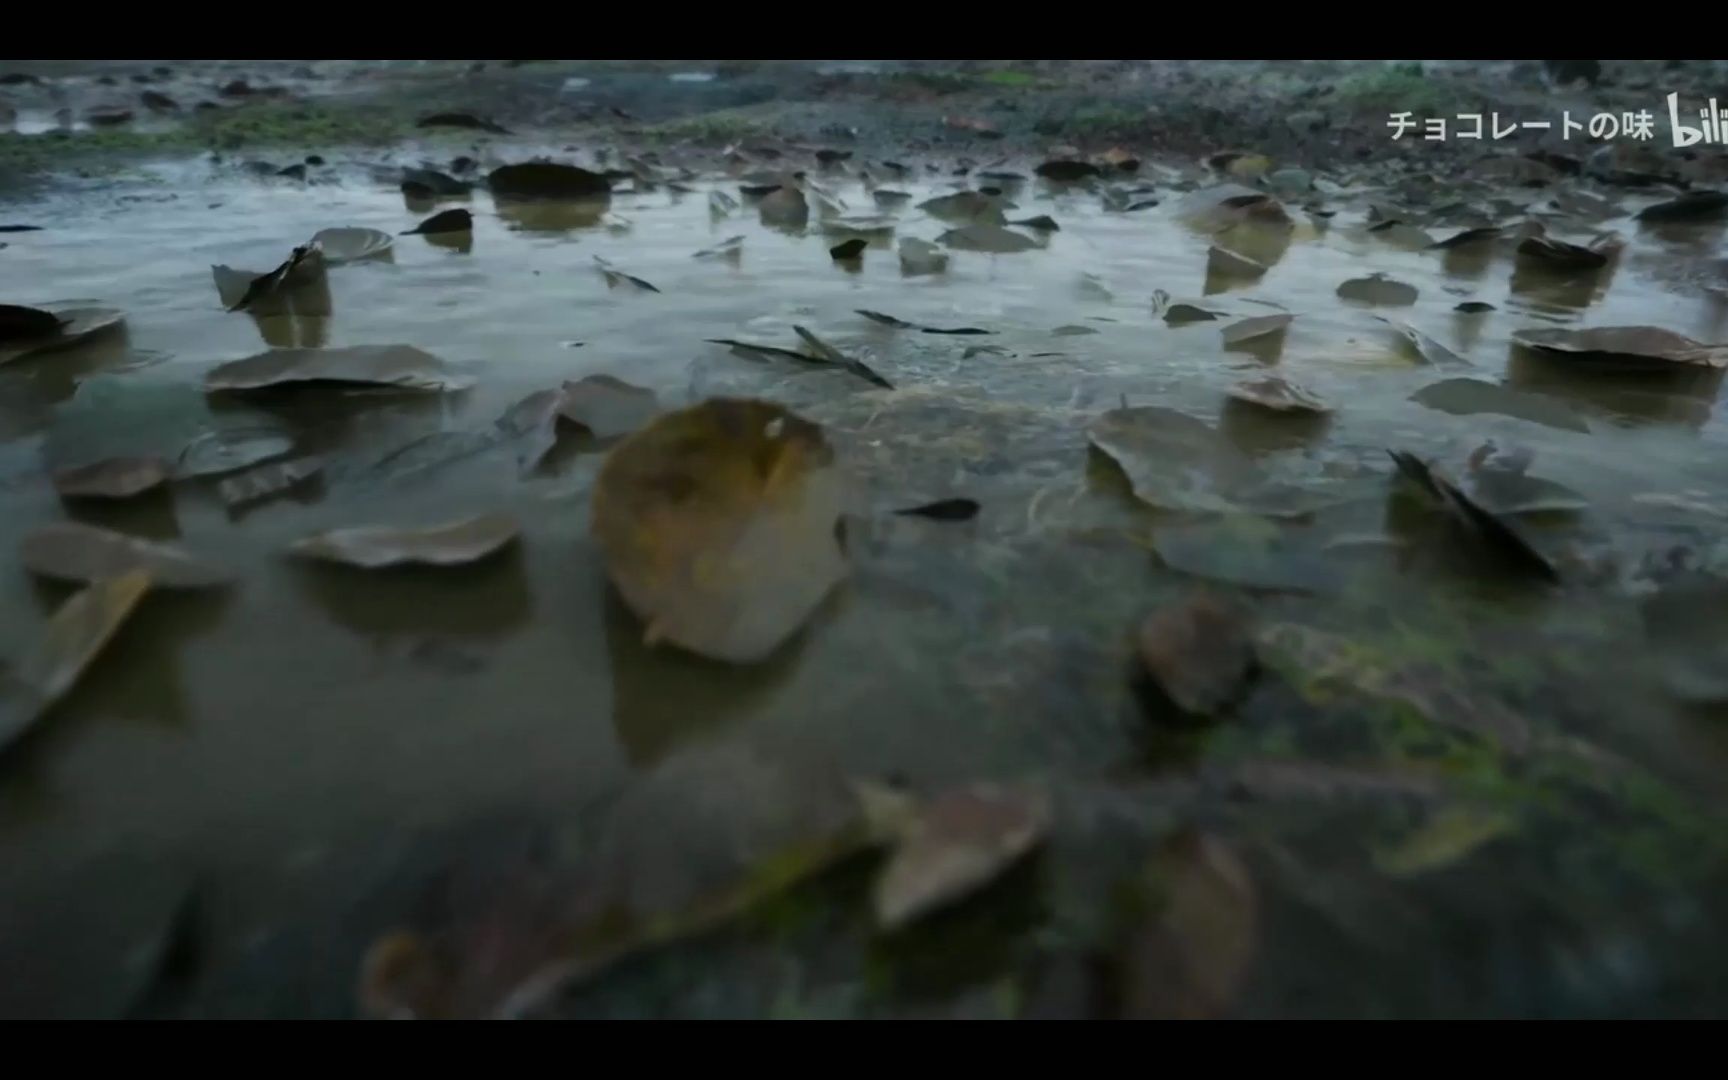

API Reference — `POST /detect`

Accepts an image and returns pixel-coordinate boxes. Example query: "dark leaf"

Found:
[874,783,1051,931]
[1454,301,1496,313]
[0,303,69,343]
[593,255,659,293]
[892,497,979,521]
[1337,273,1418,306]
[557,374,659,440]
[1388,450,1559,584]
[217,455,323,509]
[1512,325,1728,371]
[1010,214,1060,231]
[855,309,989,335]
[52,457,169,499]
[402,208,473,236]
[793,325,893,388]
[1136,591,1256,716]
[400,167,469,197]
[1122,831,1257,1020]
[1516,235,1609,271]
[488,162,610,199]
[1426,226,1501,250]
[21,522,231,589]
[205,345,472,393]
[1409,377,1589,433]
[1636,189,1728,222]
[1036,159,1101,181]
[418,112,509,134]
[829,237,867,260]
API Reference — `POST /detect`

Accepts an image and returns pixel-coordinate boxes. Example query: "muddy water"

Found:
[2,158,1728,1017]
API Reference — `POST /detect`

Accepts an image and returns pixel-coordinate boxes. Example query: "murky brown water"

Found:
[3,153,1728,1017]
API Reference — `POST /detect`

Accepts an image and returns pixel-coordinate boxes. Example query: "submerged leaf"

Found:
[1123,831,1257,1020]
[21,522,230,588]
[1427,225,1501,250]
[495,389,565,473]
[918,190,1006,223]
[0,570,151,753]
[419,112,509,134]
[290,513,520,569]
[938,223,1038,253]
[1376,317,1469,367]
[205,345,473,393]
[1088,406,1266,515]
[52,457,169,499]
[1011,214,1060,231]
[1375,806,1515,877]
[1410,377,1588,433]
[591,399,848,664]
[1512,325,1728,371]
[874,783,1051,931]
[557,374,659,439]
[1035,159,1100,181]
[1136,591,1256,716]
[217,455,323,508]
[175,428,295,478]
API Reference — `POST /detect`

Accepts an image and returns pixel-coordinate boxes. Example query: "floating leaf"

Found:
[221,245,325,313]
[1088,406,1264,515]
[892,497,979,521]
[488,162,609,199]
[0,306,126,367]
[1153,291,1226,326]
[175,428,296,478]
[1388,451,1558,584]
[1454,301,1495,313]
[1035,160,1100,181]
[1226,376,1330,415]
[793,325,893,388]
[1516,234,1608,271]
[557,374,659,439]
[592,399,847,664]
[856,310,988,335]
[402,208,472,236]
[1374,317,1469,366]
[1011,214,1060,231]
[1427,226,1501,250]
[898,237,949,274]
[51,457,168,499]
[21,522,231,589]
[1337,273,1418,306]
[593,255,659,292]
[1136,591,1256,716]
[312,226,394,264]
[1220,313,1292,347]
[874,782,1050,931]
[939,223,1038,253]
[757,185,809,228]
[217,455,323,508]
[290,513,519,569]
[1207,246,1265,280]
[918,191,1005,223]
[205,344,473,393]
[708,189,739,215]
[692,235,744,260]
[1512,325,1728,371]
[0,570,151,752]
[1375,807,1515,876]
[419,112,508,134]
[1636,189,1728,223]
[1409,377,1588,433]
[872,188,913,207]
[1123,831,1257,1020]
[829,237,867,260]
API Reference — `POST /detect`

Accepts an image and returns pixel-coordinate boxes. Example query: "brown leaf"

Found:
[1226,376,1330,415]
[1512,325,1728,371]
[874,782,1051,931]
[0,570,152,753]
[0,306,125,367]
[205,344,473,392]
[1136,591,1256,716]
[402,208,472,236]
[21,522,231,589]
[757,185,809,228]
[1220,313,1292,347]
[289,513,519,569]
[829,237,867,260]
[1515,234,1609,271]
[1409,377,1587,433]
[591,399,848,664]
[1388,450,1558,586]
[1636,189,1728,222]
[51,457,169,499]
[1207,245,1266,279]
[1337,273,1418,306]
[557,374,659,440]
[1122,831,1257,1020]
[938,222,1038,253]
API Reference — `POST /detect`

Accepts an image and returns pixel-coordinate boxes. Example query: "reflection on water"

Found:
[2,149,1728,1017]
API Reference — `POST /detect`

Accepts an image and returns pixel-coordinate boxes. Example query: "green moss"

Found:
[981,70,1042,89]
[1334,64,1467,115]
[643,108,770,143]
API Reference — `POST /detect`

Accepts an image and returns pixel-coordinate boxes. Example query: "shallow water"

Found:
[2,152,1727,1017]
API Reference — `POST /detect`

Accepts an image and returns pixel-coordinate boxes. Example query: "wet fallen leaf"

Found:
[1516,234,1609,271]
[938,223,1038,253]
[898,236,949,274]
[1207,246,1265,280]
[793,325,893,388]
[874,782,1050,931]
[1122,831,1257,1020]
[593,255,659,293]
[1427,226,1500,250]
[0,303,65,341]
[312,226,393,264]
[708,189,739,216]
[51,457,168,499]
[1454,301,1495,313]
[1636,189,1728,223]
[1337,273,1418,306]
[1226,376,1330,415]
[918,191,1005,223]
[1512,325,1728,371]
[1375,806,1514,877]
[401,167,469,197]
[557,374,659,439]
[217,455,323,509]
[892,497,979,521]
[1374,317,1469,367]
[1011,214,1060,231]
[0,570,151,753]
[1036,160,1100,182]
[1136,591,1256,716]
[419,112,509,134]
[829,237,867,260]
[494,389,565,473]
[1089,406,1290,515]
[821,215,897,238]
[290,513,519,569]
[205,344,472,393]
[1409,377,1588,433]
[1153,290,1227,326]
[757,185,809,228]
[1388,450,1558,584]
[0,306,126,367]
[21,522,230,589]
[175,428,296,478]
[872,188,912,207]
[1220,313,1292,347]
[488,162,609,199]
[591,399,848,664]
[855,309,988,335]
[220,245,325,313]
[402,208,473,236]
[692,235,744,260]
